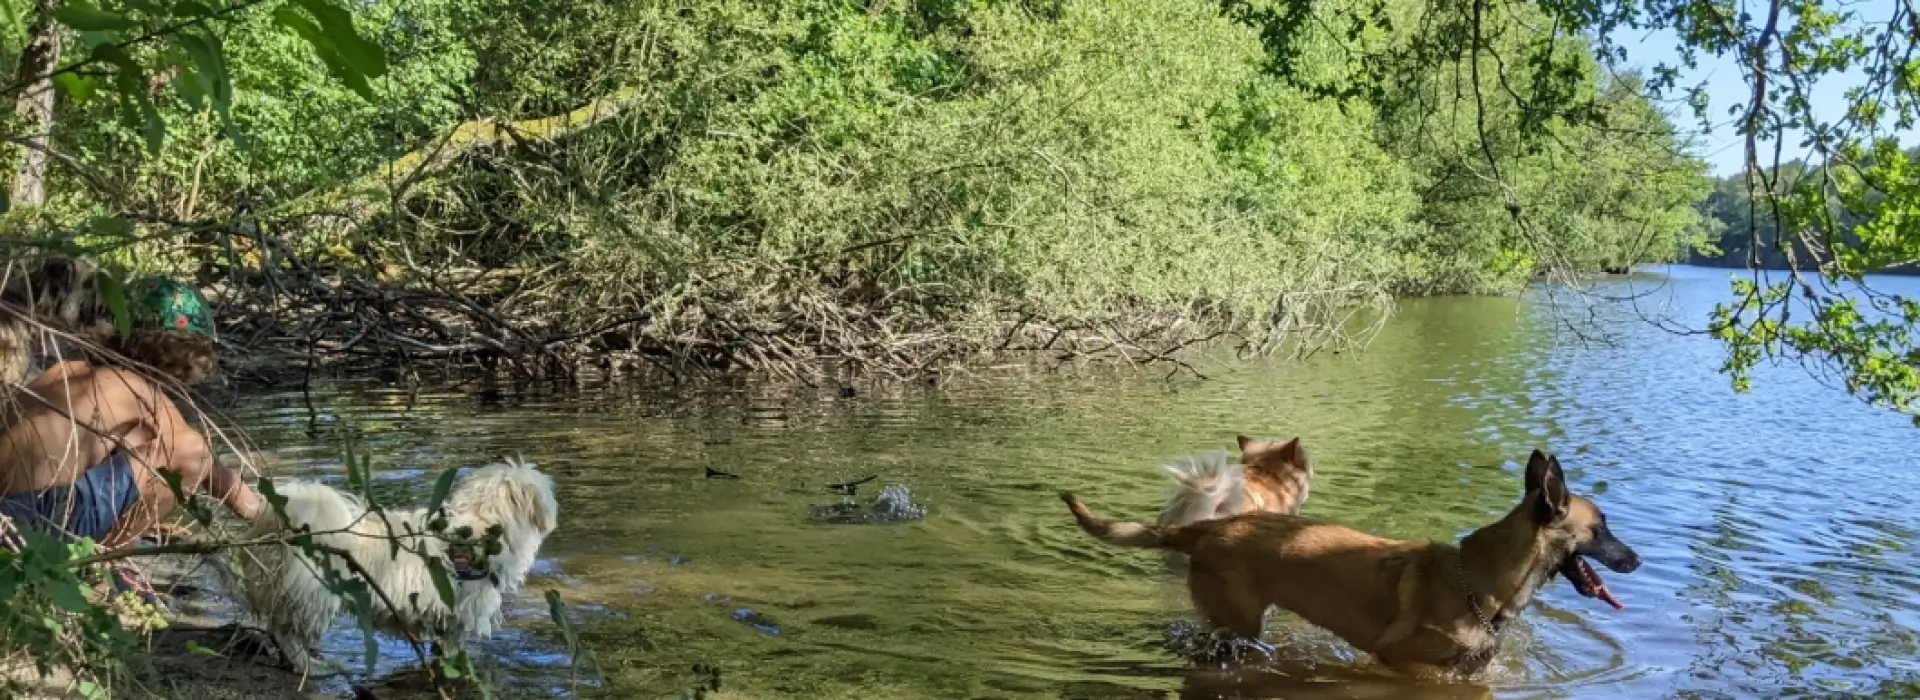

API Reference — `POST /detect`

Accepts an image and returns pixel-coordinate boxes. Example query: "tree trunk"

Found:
[9,0,64,211]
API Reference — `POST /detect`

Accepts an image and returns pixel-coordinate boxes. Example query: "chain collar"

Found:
[1453,555,1505,664]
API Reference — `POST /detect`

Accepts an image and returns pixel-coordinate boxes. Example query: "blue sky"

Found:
[1618,0,1915,176]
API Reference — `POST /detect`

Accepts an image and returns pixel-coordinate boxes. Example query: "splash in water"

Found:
[811,484,927,524]
[1162,620,1277,666]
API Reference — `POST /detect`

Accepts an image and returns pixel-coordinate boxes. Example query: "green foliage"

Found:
[1529,0,1920,416]
[1691,148,1920,275]
[8,0,1710,346]
[1688,147,1920,418]
[47,0,1909,411]
[27,0,390,162]
[0,529,139,694]
[1248,0,1713,293]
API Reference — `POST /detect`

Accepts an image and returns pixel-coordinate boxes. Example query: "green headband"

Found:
[125,276,215,338]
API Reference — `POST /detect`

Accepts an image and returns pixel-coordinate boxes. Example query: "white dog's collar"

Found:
[446,546,498,586]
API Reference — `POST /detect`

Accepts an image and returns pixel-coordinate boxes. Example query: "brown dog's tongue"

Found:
[1594,582,1624,610]
[1578,559,1625,610]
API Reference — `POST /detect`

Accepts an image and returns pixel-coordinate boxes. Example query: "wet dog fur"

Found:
[225,458,559,675]
[1062,450,1639,676]
[1158,435,1313,527]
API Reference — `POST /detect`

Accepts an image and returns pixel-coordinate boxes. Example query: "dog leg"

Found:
[1372,559,1425,650]
[1188,569,1265,640]
[275,631,345,678]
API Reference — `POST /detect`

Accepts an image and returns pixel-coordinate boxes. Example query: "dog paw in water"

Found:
[289,653,350,678]
[811,484,927,524]
[1163,620,1276,665]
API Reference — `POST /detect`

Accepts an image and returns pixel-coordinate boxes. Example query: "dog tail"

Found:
[1060,492,1202,552]
[248,480,363,539]
[1158,450,1243,526]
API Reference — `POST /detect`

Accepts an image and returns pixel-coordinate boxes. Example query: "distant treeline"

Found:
[1686,150,1920,276]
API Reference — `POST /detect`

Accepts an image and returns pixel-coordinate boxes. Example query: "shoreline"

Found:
[1,552,547,700]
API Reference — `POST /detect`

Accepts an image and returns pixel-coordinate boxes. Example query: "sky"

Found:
[1617,0,1915,176]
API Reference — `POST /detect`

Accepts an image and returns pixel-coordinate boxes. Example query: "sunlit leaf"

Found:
[92,273,131,338]
[51,73,96,102]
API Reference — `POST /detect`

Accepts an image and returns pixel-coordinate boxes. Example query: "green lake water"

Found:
[216,265,1920,699]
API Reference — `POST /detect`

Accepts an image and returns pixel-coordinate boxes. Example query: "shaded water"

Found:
[219,265,1920,698]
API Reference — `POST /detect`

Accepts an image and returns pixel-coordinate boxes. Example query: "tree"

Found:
[1344,0,1920,421]
[8,0,62,209]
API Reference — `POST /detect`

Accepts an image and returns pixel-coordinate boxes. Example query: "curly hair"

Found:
[93,326,218,385]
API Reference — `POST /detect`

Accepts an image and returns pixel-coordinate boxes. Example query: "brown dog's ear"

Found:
[1276,437,1308,468]
[1236,435,1255,453]
[1524,450,1549,493]
[1525,451,1570,523]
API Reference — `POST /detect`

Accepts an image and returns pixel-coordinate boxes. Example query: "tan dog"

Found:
[1062,450,1639,676]
[1158,435,1313,527]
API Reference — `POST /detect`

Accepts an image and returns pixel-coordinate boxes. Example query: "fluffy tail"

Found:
[247,480,363,540]
[1060,492,1200,553]
[1158,450,1244,526]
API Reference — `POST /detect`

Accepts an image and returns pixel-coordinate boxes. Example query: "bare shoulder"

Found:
[78,367,173,401]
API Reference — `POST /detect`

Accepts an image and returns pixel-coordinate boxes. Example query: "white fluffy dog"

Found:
[226,458,559,675]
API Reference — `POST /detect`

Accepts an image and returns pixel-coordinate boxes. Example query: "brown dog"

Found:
[1158,435,1313,527]
[1062,449,1639,676]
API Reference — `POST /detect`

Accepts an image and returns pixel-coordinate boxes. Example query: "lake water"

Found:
[217,265,1920,699]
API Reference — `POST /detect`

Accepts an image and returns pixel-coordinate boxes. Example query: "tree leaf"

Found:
[173,30,232,114]
[173,67,208,110]
[362,614,379,676]
[426,467,460,515]
[48,579,91,613]
[141,99,166,154]
[55,2,138,32]
[90,43,169,151]
[425,556,457,607]
[88,43,140,74]
[92,273,131,338]
[258,477,289,520]
[51,73,96,102]
[274,3,380,101]
[291,0,386,78]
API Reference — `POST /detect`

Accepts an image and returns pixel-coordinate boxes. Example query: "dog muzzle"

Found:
[446,549,498,586]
